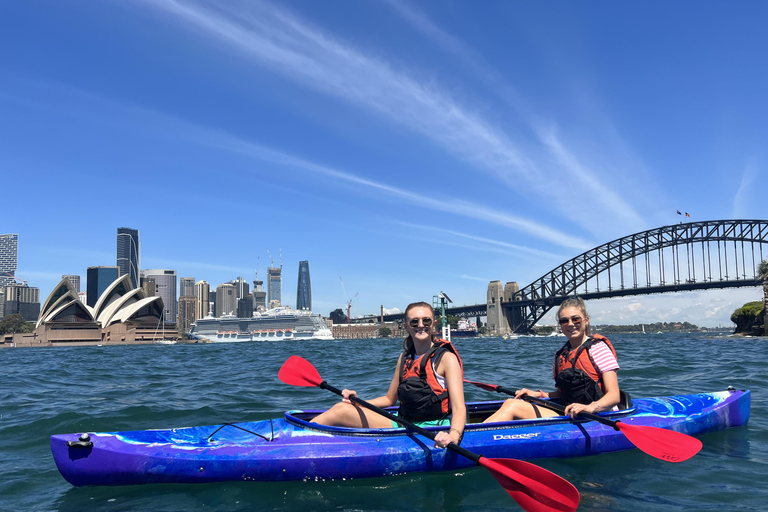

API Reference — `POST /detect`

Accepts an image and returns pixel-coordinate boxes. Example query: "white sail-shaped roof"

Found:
[38,279,89,327]
[42,298,95,325]
[98,288,146,327]
[92,274,133,320]
[109,296,164,325]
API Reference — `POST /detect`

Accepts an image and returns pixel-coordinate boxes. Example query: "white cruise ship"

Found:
[188,306,333,342]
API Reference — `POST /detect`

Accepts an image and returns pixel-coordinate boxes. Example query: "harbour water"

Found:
[2,332,766,511]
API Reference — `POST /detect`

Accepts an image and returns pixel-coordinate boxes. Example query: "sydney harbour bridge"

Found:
[365,220,768,334]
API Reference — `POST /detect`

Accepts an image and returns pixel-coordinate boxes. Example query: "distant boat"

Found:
[451,318,478,338]
[152,310,176,345]
[189,306,333,342]
[642,324,646,334]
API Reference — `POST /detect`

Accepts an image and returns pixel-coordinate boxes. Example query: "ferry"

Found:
[451,318,479,338]
[188,306,333,342]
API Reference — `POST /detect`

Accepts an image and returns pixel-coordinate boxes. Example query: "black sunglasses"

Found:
[408,317,433,328]
[558,315,583,325]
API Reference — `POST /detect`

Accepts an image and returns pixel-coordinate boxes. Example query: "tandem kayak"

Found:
[51,388,750,487]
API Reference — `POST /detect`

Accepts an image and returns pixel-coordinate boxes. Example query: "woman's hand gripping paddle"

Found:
[280,356,580,512]
[464,378,702,463]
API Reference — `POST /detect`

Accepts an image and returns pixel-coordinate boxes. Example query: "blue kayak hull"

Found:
[51,389,750,487]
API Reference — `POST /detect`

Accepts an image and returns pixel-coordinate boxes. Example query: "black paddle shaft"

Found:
[482,381,622,431]
[521,395,621,431]
[318,381,482,464]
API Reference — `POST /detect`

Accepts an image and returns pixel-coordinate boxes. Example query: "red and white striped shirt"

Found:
[589,342,619,374]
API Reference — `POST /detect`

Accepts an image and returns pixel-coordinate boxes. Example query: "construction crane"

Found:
[0,271,26,285]
[266,248,274,267]
[339,277,358,323]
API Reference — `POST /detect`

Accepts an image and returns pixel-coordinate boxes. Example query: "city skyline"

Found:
[3,2,767,326]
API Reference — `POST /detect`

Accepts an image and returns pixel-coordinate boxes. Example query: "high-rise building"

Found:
[141,276,156,297]
[177,296,197,336]
[252,277,266,311]
[237,296,254,318]
[179,277,195,298]
[142,269,177,323]
[62,275,80,293]
[229,276,249,300]
[0,234,19,289]
[209,290,217,316]
[195,280,210,319]
[215,283,236,317]
[116,228,140,289]
[296,260,311,311]
[267,266,282,307]
[87,266,119,308]
[2,284,40,322]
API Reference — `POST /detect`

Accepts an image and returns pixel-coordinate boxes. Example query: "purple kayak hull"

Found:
[51,389,750,487]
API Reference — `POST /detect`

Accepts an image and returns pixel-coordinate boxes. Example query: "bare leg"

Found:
[483,398,561,423]
[311,402,393,428]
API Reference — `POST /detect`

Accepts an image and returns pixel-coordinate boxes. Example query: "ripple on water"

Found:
[1,333,767,512]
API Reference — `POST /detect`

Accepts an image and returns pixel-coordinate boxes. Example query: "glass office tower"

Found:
[117,228,140,289]
[296,260,311,311]
[86,266,119,307]
[267,266,282,308]
[0,234,19,288]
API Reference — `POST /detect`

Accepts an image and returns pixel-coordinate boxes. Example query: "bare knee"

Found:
[312,402,364,427]
[483,398,518,423]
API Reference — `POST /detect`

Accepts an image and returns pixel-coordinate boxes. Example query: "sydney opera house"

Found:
[2,275,179,346]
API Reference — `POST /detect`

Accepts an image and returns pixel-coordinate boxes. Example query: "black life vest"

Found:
[396,339,462,422]
[553,334,617,405]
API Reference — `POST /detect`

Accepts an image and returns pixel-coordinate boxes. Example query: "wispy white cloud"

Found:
[732,159,760,218]
[536,126,646,230]
[393,221,566,259]
[460,274,492,282]
[4,76,592,251]
[139,1,651,231]
[214,134,592,249]
[385,0,649,233]
[142,257,250,275]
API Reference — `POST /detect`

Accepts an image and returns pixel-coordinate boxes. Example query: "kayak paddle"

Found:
[465,378,702,463]
[280,356,580,512]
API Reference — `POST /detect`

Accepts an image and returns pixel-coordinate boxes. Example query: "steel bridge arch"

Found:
[506,219,768,333]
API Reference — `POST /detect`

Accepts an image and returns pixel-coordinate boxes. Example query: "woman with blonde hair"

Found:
[312,301,466,448]
[484,297,620,422]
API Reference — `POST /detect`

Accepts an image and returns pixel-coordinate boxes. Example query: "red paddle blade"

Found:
[278,356,323,387]
[617,423,702,462]
[463,379,499,392]
[479,457,580,512]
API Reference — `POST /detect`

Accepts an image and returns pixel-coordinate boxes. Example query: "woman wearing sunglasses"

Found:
[312,301,466,448]
[484,297,620,422]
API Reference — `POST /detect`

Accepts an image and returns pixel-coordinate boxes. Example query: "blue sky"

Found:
[2,1,766,327]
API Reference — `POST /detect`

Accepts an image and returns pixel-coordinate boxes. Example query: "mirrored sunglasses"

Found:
[408,317,433,328]
[558,315,583,325]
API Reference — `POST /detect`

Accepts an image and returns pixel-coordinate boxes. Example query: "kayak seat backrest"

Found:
[618,390,633,410]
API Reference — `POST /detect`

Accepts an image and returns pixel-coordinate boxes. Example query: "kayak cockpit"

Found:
[283,399,638,436]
